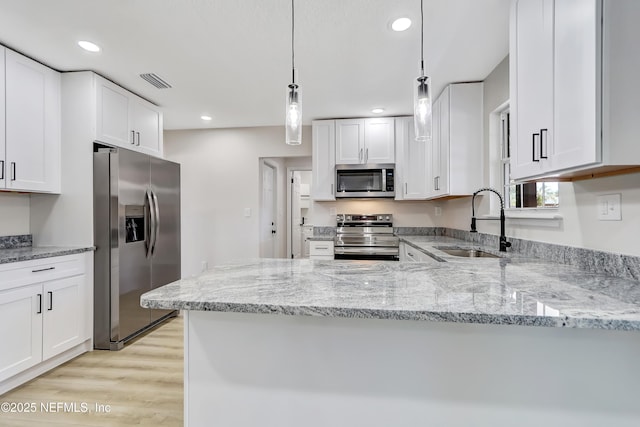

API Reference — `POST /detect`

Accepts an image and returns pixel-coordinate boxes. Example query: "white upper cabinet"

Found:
[132,101,162,155]
[364,118,395,164]
[335,118,394,165]
[2,48,61,193]
[0,46,5,190]
[510,0,640,180]
[428,83,483,199]
[95,75,163,157]
[95,79,130,147]
[395,116,429,200]
[311,120,336,201]
[335,119,364,165]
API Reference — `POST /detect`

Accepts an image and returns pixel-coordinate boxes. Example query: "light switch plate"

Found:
[597,194,621,221]
[435,206,442,216]
[244,208,251,217]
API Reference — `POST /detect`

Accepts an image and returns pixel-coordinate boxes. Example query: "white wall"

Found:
[0,193,30,235]
[442,56,640,257]
[163,126,312,276]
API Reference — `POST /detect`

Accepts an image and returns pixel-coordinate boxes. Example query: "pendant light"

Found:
[413,0,432,142]
[285,0,302,145]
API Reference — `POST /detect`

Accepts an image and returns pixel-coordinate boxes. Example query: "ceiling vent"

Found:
[140,73,172,89]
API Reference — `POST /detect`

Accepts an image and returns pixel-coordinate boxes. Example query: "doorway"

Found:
[288,169,312,259]
[260,161,277,258]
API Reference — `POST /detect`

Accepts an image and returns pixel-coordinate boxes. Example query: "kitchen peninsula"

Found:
[141,238,640,427]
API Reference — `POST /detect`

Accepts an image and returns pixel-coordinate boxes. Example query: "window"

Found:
[500,110,558,209]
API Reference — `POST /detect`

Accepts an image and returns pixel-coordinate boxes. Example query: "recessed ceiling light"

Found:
[201,115,212,121]
[371,108,385,114]
[77,40,100,52]
[391,17,412,32]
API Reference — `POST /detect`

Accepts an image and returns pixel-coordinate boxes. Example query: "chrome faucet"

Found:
[470,187,511,252]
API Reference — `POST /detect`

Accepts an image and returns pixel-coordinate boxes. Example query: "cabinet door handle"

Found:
[11,162,16,181]
[0,160,4,180]
[359,148,363,163]
[32,266,55,273]
[365,148,369,164]
[47,291,53,311]
[532,133,540,162]
[331,183,334,196]
[131,130,136,145]
[136,131,141,146]
[405,182,408,195]
[540,128,548,159]
[37,293,42,314]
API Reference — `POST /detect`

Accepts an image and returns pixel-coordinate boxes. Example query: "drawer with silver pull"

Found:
[309,241,335,256]
[0,254,85,292]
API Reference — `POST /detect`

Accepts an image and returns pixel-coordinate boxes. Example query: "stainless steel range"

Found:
[334,214,399,260]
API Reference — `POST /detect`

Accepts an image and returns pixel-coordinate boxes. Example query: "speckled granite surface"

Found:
[142,236,640,331]
[0,234,32,249]
[0,246,95,264]
[312,227,335,237]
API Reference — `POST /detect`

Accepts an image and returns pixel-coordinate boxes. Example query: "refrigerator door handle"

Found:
[145,189,156,259]
[151,189,160,255]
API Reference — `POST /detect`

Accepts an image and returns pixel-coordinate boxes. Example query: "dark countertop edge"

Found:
[0,246,96,265]
[139,300,640,331]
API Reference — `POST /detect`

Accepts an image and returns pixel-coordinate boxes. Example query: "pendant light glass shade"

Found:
[413,0,432,142]
[286,83,302,145]
[413,75,432,141]
[285,0,301,145]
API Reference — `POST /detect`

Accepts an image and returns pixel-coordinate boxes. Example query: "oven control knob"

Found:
[337,214,343,221]
[386,215,390,221]
[346,215,351,221]
[378,215,383,221]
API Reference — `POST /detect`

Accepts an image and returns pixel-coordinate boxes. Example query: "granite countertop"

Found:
[0,246,95,264]
[141,235,640,331]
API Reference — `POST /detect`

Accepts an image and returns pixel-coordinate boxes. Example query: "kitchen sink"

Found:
[435,247,500,258]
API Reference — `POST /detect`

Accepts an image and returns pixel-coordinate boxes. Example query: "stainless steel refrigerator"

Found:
[93,145,180,350]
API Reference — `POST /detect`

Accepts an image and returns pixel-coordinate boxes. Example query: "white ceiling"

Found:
[0,0,510,130]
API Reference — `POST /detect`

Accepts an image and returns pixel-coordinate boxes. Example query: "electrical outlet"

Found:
[597,194,621,221]
[329,207,337,216]
[435,206,442,216]
[244,208,251,217]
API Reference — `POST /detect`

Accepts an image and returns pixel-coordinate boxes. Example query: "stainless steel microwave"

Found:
[335,164,395,198]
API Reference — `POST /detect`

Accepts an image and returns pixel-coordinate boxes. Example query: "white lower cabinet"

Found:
[400,242,437,263]
[0,284,43,382]
[309,241,334,260]
[0,253,90,386]
[42,276,85,360]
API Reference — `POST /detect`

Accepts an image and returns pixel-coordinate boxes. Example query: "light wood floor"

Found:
[0,316,183,426]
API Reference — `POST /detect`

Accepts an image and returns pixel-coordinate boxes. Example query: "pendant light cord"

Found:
[291,0,296,84]
[420,0,424,77]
